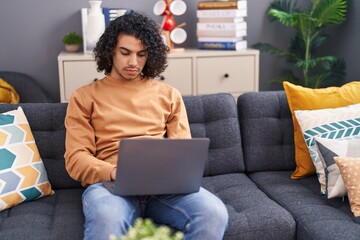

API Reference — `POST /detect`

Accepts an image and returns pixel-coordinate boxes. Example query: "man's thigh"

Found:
[82,183,142,223]
[145,187,226,230]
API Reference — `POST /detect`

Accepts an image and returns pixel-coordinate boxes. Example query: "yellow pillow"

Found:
[0,78,20,104]
[334,156,360,217]
[283,81,360,179]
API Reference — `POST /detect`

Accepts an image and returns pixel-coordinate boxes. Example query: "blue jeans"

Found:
[82,183,228,240]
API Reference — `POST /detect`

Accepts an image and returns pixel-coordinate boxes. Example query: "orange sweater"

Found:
[64,76,191,186]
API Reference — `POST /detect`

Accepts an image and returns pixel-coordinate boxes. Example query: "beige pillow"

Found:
[334,156,360,217]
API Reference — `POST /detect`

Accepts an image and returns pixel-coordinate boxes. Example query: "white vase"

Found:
[86,0,105,51]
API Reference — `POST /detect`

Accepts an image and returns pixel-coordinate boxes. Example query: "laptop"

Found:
[103,138,210,196]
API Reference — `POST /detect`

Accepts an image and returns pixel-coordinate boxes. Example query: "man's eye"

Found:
[120,51,129,55]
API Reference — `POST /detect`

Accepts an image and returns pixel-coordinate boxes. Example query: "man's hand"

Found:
[110,167,117,181]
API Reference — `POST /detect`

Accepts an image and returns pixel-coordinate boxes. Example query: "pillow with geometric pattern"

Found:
[294,103,360,195]
[315,137,360,198]
[0,107,53,211]
[334,156,360,217]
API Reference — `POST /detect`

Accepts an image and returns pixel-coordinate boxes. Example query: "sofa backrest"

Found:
[0,93,245,188]
[0,103,80,189]
[0,71,54,103]
[237,91,296,172]
[184,93,245,176]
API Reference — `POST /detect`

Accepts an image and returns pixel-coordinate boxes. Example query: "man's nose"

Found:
[128,54,137,66]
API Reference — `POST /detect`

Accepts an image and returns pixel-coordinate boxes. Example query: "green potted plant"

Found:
[62,32,83,52]
[109,218,184,240]
[253,0,347,88]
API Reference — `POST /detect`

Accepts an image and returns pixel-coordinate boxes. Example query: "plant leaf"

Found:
[252,43,297,59]
[268,0,298,22]
[296,12,318,39]
[310,33,329,51]
[289,33,306,60]
[269,69,302,85]
[313,0,347,27]
[268,8,298,27]
[295,56,337,69]
[318,58,346,87]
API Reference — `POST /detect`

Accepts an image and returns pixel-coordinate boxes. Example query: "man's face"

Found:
[110,34,148,81]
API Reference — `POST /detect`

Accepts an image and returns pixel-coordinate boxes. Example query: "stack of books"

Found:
[196,0,248,51]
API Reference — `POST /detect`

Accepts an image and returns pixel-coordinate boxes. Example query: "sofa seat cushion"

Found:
[249,171,360,240]
[0,188,84,240]
[202,173,295,240]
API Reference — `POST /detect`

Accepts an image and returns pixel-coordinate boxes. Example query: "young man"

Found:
[64,10,228,240]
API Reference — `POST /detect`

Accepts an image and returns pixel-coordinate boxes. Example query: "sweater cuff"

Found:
[99,163,116,182]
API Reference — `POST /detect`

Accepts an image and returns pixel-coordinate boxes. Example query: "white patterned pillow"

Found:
[315,137,360,198]
[0,107,53,211]
[294,103,360,194]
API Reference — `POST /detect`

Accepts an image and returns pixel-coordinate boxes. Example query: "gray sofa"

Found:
[0,92,359,240]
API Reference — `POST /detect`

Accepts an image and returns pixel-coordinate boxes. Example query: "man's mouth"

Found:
[124,68,139,75]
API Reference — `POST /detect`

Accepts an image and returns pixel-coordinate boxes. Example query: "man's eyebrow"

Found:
[118,47,148,53]
[118,47,130,51]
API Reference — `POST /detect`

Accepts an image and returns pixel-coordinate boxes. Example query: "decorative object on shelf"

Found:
[84,0,106,53]
[62,32,83,52]
[153,0,187,51]
[81,5,127,53]
[252,0,347,88]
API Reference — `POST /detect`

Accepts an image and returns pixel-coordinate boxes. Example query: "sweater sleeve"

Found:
[64,90,115,186]
[166,90,191,138]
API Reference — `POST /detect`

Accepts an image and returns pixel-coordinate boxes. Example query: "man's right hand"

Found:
[110,167,117,181]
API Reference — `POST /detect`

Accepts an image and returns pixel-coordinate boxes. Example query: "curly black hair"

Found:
[93,10,168,78]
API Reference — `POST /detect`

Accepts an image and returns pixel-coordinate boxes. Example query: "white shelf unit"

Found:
[58,49,259,102]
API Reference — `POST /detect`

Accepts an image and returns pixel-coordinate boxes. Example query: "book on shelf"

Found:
[197,36,244,43]
[197,9,247,18]
[197,28,247,37]
[198,40,248,51]
[198,17,244,23]
[103,8,128,26]
[198,1,247,10]
[197,22,247,31]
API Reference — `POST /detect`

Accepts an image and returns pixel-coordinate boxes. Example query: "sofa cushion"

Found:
[0,104,81,189]
[249,171,360,240]
[0,107,53,211]
[184,93,245,176]
[0,188,84,240]
[202,173,295,240]
[294,103,360,194]
[283,81,360,180]
[237,91,295,172]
